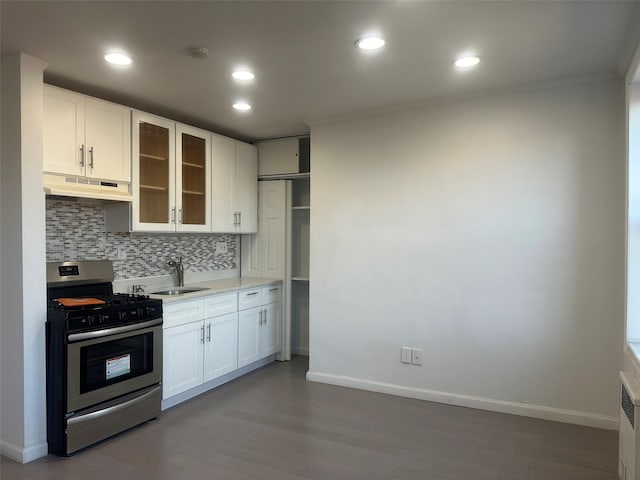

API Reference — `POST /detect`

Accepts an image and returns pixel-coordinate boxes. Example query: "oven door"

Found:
[66,319,162,412]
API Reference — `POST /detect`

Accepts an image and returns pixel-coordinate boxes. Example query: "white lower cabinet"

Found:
[162,293,238,400]
[203,312,238,381]
[163,319,204,399]
[238,307,261,368]
[237,286,282,368]
[262,301,282,356]
[162,284,281,404]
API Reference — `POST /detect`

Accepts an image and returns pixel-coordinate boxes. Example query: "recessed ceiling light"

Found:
[233,101,252,111]
[104,52,132,66]
[453,56,480,68]
[232,69,255,81]
[355,36,385,50]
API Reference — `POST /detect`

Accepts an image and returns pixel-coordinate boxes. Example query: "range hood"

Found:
[43,173,133,202]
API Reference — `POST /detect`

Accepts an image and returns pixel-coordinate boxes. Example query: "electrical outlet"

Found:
[116,245,127,260]
[411,348,423,366]
[216,241,227,254]
[401,347,412,364]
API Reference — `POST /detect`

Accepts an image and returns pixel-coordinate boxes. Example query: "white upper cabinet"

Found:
[43,85,131,182]
[84,98,131,181]
[211,134,236,232]
[211,134,257,233]
[131,113,211,232]
[132,112,176,232]
[176,123,212,232]
[256,136,310,176]
[235,141,258,233]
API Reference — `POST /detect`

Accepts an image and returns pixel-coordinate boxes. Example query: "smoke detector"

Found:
[188,46,210,59]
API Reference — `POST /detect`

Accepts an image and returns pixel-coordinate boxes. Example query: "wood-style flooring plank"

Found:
[1,356,618,480]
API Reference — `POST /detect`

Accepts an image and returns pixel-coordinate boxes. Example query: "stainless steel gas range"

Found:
[46,260,163,456]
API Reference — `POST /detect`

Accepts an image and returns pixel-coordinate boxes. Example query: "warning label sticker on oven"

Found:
[106,354,131,380]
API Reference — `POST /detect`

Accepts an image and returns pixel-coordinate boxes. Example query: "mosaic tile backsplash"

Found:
[46,198,237,280]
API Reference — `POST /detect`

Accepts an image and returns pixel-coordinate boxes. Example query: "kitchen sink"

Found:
[151,287,210,296]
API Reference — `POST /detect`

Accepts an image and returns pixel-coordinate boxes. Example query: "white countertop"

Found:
[147,277,282,303]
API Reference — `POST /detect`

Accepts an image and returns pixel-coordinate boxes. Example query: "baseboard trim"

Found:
[0,438,48,463]
[306,371,618,431]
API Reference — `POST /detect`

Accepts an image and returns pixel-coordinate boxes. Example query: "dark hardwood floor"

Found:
[1,356,618,479]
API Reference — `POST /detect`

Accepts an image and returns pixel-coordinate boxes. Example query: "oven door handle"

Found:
[68,318,163,342]
[67,385,161,426]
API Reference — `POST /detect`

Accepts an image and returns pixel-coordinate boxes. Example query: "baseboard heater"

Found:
[620,371,640,480]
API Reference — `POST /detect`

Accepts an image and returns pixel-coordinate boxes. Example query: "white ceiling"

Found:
[1,1,638,141]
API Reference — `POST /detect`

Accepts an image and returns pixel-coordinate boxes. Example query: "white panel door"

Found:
[235,141,258,233]
[84,98,131,182]
[238,307,261,368]
[261,302,282,357]
[43,86,85,176]
[163,321,204,399]
[203,312,238,382]
[240,233,262,277]
[211,133,236,232]
[261,181,286,279]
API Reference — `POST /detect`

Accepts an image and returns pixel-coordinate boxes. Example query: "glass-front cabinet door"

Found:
[132,112,211,232]
[176,124,211,232]
[132,112,176,231]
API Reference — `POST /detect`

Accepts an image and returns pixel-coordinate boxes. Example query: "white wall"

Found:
[1,53,48,462]
[308,77,625,427]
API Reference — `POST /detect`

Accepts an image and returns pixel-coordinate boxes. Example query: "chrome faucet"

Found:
[167,256,184,287]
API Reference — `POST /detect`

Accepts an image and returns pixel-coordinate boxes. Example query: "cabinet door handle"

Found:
[200,325,205,344]
[89,146,94,170]
[171,207,176,224]
[263,309,267,325]
[238,211,242,226]
[207,323,211,342]
[178,208,183,224]
[246,291,258,296]
[79,145,85,168]
[233,212,238,226]
[268,288,278,292]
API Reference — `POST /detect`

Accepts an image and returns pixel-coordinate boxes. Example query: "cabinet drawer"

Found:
[204,293,237,318]
[238,288,262,311]
[262,284,281,304]
[163,299,205,329]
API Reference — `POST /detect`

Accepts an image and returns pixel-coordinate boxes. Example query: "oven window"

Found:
[80,332,154,393]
